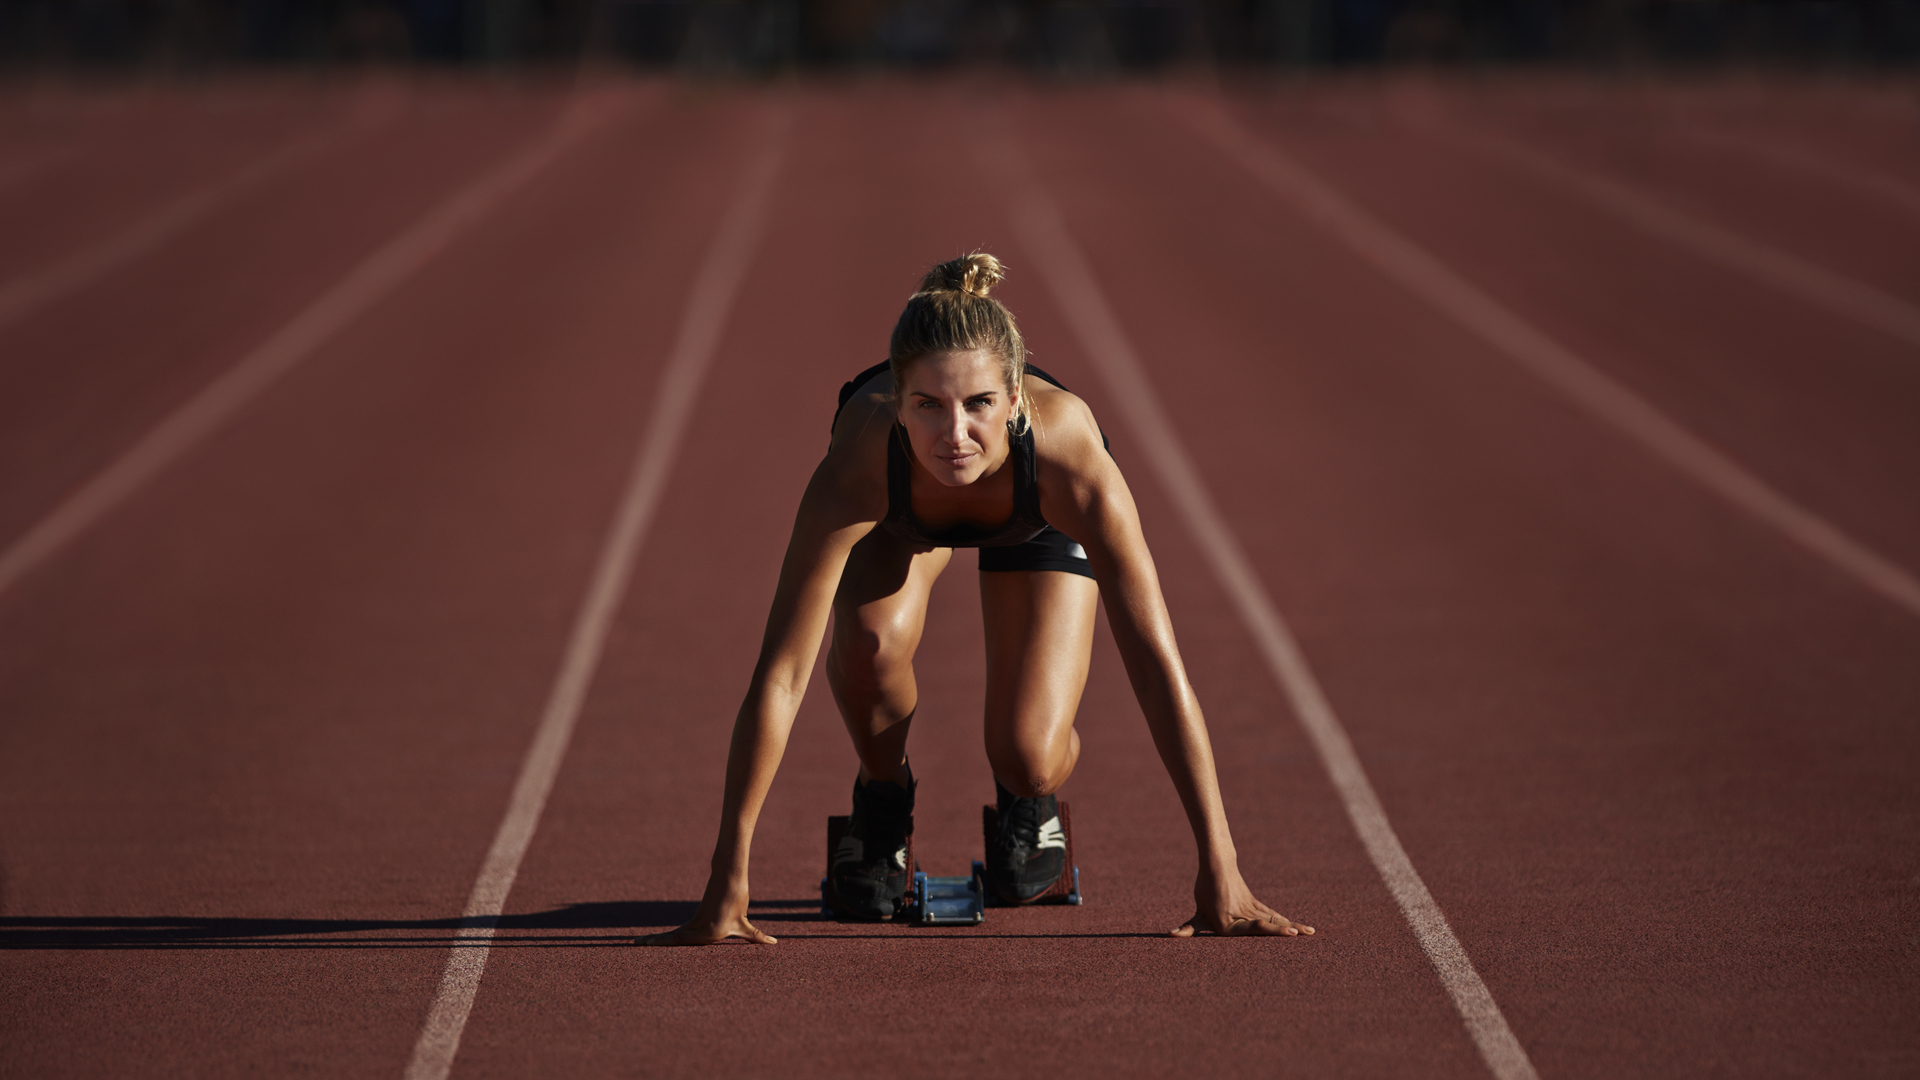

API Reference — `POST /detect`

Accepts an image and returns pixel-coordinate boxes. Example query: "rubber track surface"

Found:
[1,74,1916,1079]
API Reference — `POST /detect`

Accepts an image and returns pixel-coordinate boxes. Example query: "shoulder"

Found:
[1024,375,1108,473]
[818,369,893,519]
[1024,374,1140,554]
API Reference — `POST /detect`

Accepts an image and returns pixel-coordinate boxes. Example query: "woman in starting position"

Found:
[641,254,1312,944]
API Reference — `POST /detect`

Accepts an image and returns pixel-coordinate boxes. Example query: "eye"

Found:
[967,396,993,409]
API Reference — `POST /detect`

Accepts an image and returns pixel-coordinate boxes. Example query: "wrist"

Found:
[1198,840,1238,877]
[1190,826,1236,868]
[707,851,751,892]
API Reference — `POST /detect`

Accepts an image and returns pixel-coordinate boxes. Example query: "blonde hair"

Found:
[888,253,1031,434]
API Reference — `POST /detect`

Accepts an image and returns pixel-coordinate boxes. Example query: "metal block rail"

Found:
[914,868,986,924]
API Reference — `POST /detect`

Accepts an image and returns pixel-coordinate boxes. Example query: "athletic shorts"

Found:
[836,360,1096,580]
[979,525,1094,578]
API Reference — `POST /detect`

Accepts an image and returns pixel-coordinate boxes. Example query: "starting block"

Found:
[912,868,988,925]
[819,815,986,926]
[978,800,1083,906]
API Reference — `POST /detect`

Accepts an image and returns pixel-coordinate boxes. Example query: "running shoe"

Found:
[829,772,915,920]
[986,780,1067,903]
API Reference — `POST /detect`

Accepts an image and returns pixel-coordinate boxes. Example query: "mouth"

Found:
[937,451,978,468]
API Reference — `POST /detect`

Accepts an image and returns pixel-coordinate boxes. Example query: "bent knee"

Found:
[827,623,916,685]
[986,746,1073,798]
[998,772,1067,798]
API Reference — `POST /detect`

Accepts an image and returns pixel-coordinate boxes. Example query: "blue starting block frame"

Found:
[913,868,986,925]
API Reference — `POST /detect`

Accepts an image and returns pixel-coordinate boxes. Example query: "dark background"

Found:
[3,0,1918,71]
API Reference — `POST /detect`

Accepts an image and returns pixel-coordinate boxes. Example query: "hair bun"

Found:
[921,253,1005,299]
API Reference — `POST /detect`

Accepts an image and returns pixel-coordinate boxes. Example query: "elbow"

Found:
[748,659,812,712]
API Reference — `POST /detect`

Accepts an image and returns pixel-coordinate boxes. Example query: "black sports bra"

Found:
[833,360,1100,550]
[882,420,1048,549]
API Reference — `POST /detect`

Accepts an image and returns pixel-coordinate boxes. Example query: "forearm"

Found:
[703,683,802,894]
[1095,555,1236,860]
[700,481,863,892]
[1043,446,1239,864]
[1118,633,1239,869]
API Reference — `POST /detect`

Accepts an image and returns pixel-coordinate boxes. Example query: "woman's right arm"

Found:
[638,452,877,946]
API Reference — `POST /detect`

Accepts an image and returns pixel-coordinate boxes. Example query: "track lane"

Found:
[403,99,791,1080]
[1222,89,1920,577]
[1382,75,1920,190]
[1688,128,1920,225]
[0,87,633,602]
[1430,98,1920,307]
[0,85,569,567]
[0,146,81,194]
[0,81,755,1078]
[1454,130,1920,348]
[0,107,385,332]
[990,112,1537,1080]
[0,82,371,282]
[1011,84,1920,1076]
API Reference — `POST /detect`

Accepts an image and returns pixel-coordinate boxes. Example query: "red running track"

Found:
[1,73,1917,1079]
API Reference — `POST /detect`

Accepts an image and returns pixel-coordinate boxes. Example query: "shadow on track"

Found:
[0,900,796,949]
[0,900,1167,948]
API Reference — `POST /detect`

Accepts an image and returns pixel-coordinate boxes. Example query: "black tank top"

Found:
[833,360,1097,550]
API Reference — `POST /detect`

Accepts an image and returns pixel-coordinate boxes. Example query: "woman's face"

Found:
[896,349,1019,488]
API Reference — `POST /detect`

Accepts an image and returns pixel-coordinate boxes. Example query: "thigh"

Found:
[828,527,950,709]
[980,568,1099,754]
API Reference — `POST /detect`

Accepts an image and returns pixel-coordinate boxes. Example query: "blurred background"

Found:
[2,0,1917,73]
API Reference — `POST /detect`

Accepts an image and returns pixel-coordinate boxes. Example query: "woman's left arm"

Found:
[1036,398,1314,939]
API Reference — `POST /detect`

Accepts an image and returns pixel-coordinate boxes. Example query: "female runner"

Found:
[640,254,1312,945]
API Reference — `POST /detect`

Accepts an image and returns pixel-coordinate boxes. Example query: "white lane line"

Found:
[1690,129,1920,226]
[0,106,385,332]
[400,107,790,1080]
[1176,97,1920,622]
[1458,128,1920,353]
[0,90,637,604]
[981,125,1541,1080]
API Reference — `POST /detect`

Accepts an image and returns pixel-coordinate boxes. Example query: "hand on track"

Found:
[635,901,777,946]
[1170,866,1314,939]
